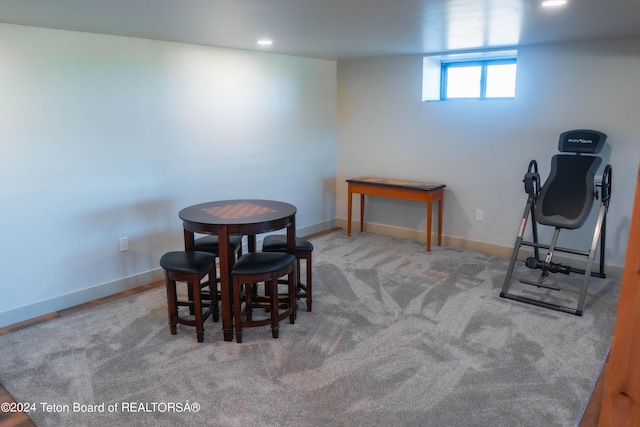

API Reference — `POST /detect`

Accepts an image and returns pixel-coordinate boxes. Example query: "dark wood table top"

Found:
[179,199,297,234]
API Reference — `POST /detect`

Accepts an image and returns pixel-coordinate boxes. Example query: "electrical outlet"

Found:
[119,237,129,252]
[475,209,484,221]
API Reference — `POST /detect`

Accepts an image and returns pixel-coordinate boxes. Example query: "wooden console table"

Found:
[346,177,445,252]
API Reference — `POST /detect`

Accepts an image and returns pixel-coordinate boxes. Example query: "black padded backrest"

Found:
[535,154,602,229]
[558,129,606,154]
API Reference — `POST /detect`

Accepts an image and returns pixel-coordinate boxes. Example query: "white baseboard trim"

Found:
[335,218,623,279]
[0,220,338,329]
[298,219,338,237]
[3,217,618,329]
[0,268,165,329]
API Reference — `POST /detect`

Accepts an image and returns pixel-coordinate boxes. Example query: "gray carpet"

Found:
[0,230,620,426]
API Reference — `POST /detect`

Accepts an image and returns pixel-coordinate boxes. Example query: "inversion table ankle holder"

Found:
[500,129,612,316]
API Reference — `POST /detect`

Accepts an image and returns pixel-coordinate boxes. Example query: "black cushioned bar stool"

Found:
[160,251,216,343]
[194,235,243,258]
[193,235,243,313]
[262,235,314,312]
[231,252,297,343]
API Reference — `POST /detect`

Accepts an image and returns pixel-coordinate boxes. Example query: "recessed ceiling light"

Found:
[257,39,273,46]
[542,0,567,7]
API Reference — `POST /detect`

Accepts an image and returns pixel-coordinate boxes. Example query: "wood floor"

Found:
[0,260,605,427]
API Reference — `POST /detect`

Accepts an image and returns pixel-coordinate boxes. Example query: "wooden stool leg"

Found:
[191,274,204,343]
[288,268,296,324]
[210,269,219,323]
[187,278,195,315]
[234,277,243,343]
[305,253,312,312]
[165,275,178,335]
[245,283,253,321]
[270,275,279,339]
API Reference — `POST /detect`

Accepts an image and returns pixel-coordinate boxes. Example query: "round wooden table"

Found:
[179,199,297,341]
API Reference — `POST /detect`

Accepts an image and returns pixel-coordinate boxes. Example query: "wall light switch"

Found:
[475,209,484,221]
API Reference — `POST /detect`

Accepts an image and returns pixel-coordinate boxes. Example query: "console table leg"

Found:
[360,194,365,232]
[426,201,433,252]
[438,198,443,246]
[347,189,353,236]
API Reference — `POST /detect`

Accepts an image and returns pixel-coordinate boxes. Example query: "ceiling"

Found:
[1,0,639,60]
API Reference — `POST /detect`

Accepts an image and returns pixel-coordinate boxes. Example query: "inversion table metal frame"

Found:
[500,130,612,316]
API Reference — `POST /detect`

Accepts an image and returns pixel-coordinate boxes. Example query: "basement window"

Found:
[423,50,517,101]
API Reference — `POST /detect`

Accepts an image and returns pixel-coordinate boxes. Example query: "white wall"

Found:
[337,37,640,272]
[3,23,637,328]
[0,23,337,327]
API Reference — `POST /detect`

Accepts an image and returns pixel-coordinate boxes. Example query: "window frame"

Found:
[440,58,517,101]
